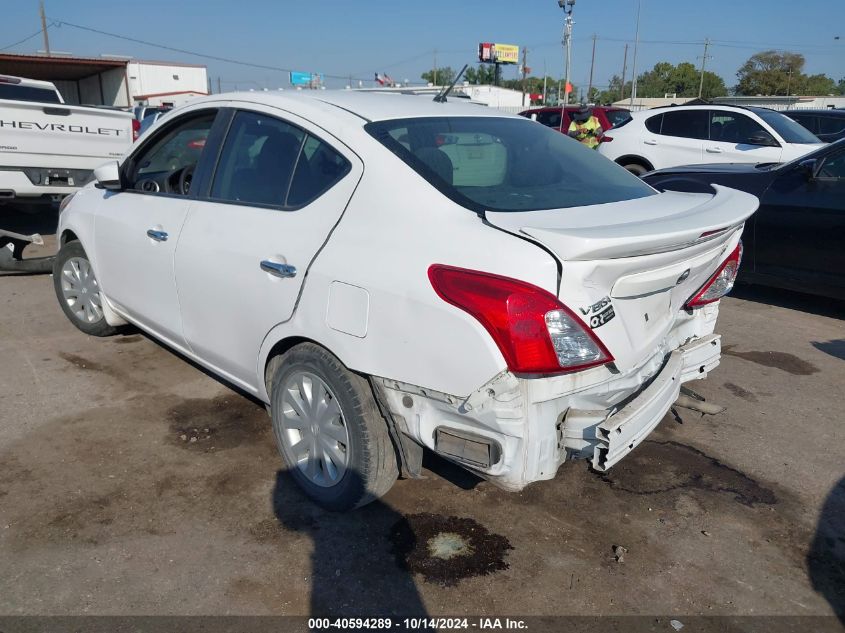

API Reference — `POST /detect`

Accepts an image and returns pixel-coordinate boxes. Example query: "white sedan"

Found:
[54,91,757,510]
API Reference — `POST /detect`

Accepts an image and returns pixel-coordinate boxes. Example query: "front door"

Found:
[94,109,218,346]
[174,107,362,388]
[754,146,845,295]
[704,110,783,164]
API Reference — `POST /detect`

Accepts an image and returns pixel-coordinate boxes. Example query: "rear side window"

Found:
[210,110,349,208]
[819,116,845,136]
[536,110,562,128]
[789,114,817,133]
[645,114,663,134]
[661,110,709,139]
[0,83,61,103]
[366,116,655,213]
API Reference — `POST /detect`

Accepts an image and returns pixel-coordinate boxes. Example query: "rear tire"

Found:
[269,343,398,511]
[52,240,119,337]
[622,162,649,177]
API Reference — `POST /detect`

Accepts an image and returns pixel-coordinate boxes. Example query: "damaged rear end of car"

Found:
[366,114,757,491]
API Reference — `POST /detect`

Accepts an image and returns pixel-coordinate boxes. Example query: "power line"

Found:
[47,17,373,82]
[0,27,49,52]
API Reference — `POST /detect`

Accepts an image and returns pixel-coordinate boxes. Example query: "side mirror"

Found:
[798,158,820,180]
[747,131,779,147]
[93,161,122,190]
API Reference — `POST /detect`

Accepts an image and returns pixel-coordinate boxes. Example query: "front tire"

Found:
[269,343,398,511]
[52,240,119,337]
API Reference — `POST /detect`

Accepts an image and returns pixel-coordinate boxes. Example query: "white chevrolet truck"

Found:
[0,74,132,271]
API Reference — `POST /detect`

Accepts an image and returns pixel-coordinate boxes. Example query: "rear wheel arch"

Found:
[60,229,79,245]
[616,155,654,175]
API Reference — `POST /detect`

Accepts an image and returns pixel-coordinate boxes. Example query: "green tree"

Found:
[735,50,805,95]
[633,61,727,98]
[420,66,455,85]
[464,65,496,85]
[800,73,838,95]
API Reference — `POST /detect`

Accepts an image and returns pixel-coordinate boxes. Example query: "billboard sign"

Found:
[290,71,324,87]
[478,43,519,65]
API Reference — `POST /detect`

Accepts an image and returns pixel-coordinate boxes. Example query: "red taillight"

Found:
[132,119,141,141]
[601,135,613,142]
[685,242,743,308]
[428,265,613,374]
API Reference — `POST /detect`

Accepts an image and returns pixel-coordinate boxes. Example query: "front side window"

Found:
[752,108,821,144]
[818,150,845,179]
[709,111,767,144]
[536,110,562,128]
[127,111,216,194]
[818,116,845,137]
[788,114,817,133]
[210,110,350,208]
[605,110,632,129]
[661,110,709,139]
[366,116,655,213]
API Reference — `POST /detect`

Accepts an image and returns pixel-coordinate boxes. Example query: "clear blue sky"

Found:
[4,0,844,92]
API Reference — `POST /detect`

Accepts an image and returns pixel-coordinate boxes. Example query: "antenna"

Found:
[433,64,468,103]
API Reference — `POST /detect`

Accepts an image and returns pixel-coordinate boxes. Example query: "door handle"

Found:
[644,139,658,146]
[706,147,722,153]
[146,229,168,242]
[260,260,297,278]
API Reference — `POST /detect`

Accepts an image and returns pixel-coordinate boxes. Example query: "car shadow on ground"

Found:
[808,475,845,624]
[812,339,845,362]
[732,283,843,320]
[270,470,431,620]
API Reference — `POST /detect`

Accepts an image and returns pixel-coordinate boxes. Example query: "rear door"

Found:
[704,109,782,164]
[754,146,845,295]
[648,109,707,169]
[174,106,362,388]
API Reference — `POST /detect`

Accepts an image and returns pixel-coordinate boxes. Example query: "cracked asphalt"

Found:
[0,208,843,623]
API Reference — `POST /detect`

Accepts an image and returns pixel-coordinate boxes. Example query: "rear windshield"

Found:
[752,108,821,144]
[365,116,655,213]
[605,109,633,129]
[0,83,61,103]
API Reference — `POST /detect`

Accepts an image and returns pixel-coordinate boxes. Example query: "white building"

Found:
[0,53,207,107]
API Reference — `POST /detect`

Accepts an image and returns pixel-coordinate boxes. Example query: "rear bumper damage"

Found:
[376,321,722,491]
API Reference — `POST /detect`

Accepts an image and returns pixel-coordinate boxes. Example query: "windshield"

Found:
[752,108,821,144]
[366,116,655,213]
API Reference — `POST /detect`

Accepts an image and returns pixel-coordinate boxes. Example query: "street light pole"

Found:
[558,0,576,107]
[629,0,641,107]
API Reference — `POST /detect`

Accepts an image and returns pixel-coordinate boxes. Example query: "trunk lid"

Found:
[486,185,758,373]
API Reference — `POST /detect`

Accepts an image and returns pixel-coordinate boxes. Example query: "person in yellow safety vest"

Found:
[568,105,604,149]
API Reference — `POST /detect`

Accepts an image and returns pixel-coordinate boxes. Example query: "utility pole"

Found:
[559,0,576,109]
[39,0,50,56]
[620,43,628,101]
[217,77,221,94]
[629,0,642,107]
[587,34,597,103]
[521,47,528,107]
[542,59,548,105]
[697,38,711,98]
[433,49,438,85]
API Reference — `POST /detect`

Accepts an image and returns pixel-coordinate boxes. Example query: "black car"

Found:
[784,109,845,143]
[643,139,845,300]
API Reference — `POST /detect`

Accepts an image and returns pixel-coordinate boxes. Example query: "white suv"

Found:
[600,104,824,175]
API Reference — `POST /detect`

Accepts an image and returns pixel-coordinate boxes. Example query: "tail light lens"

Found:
[685,242,743,308]
[601,135,613,142]
[131,119,141,141]
[428,265,613,374]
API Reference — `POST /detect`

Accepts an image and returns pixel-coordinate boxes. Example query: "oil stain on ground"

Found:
[390,513,512,586]
[600,440,777,507]
[722,345,819,376]
[166,394,270,451]
[723,381,759,403]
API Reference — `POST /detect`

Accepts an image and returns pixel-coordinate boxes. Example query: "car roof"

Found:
[521,105,627,112]
[784,109,845,116]
[187,89,516,124]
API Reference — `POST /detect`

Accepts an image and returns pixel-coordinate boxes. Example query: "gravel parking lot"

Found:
[0,209,843,625]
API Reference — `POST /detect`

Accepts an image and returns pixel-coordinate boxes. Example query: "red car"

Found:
[519,106,632,136]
